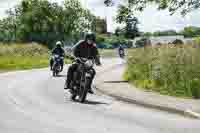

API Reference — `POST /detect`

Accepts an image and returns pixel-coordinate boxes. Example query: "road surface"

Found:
[0,58,199,133]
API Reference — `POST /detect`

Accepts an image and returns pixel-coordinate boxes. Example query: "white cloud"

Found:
[0,0,21,17]
[0,0,200,32]
[136,6,200,32]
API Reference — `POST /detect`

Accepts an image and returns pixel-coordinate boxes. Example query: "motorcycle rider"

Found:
[65,32,101,94]
[118,44,125,58]
[50,41,65,71]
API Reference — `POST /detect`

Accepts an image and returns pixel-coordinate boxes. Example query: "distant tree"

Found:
[116,4,140,39]
[180,26,200,38]
[143,32,151,36]
[116,5,129,24]
[115,27,125,37]
[0,0,96,47]
[143,27,200,37]
[125,15,139,39]
[152,30,177,36]
[172,39,184,45]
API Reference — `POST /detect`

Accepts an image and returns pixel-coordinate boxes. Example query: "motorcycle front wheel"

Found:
[53,71,56,77]
[70,94,77,101]
[79,78,91,103]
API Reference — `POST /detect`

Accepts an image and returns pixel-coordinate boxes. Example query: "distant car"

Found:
[96,43,114,49]
[172,39,184,45]
[96,43,106,49]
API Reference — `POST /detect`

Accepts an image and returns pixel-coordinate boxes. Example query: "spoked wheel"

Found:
[52,63,60,77]
[69,81,77,101]
[53,71,56,77]
[52,64,56,77]
[55,70,58,76]
[70,93,77,101]
[78,78,91,103]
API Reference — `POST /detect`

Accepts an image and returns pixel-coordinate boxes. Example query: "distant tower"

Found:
[94,17,107,34]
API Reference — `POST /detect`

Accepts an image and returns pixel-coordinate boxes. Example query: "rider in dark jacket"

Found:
[118,44,125,58]
[50,41,65,71]
[65,32,101,94]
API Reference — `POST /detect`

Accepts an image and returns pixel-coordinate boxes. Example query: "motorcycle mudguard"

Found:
[85,72,92,78]
[85,69,95,78]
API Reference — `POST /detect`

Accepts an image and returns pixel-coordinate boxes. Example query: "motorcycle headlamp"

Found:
[54,55,59,58]
[85,60,94,68]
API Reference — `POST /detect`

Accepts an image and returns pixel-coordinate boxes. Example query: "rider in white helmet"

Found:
[50,41,65,71]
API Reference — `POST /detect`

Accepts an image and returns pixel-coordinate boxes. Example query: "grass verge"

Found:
[0,42,70,71]
[124,45,200,99]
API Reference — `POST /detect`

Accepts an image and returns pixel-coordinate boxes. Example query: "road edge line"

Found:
[95,84,200,119]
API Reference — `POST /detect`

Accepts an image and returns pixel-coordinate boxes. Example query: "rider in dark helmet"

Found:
[50,41,65,71]
[65,32,101,94]
[118,44,125,58]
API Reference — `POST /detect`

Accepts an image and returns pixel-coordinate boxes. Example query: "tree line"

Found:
[143,26,200,38]
[0,0,95,48]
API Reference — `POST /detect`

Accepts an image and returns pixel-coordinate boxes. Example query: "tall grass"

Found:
[125,45,200,99]
[0,43,50,70]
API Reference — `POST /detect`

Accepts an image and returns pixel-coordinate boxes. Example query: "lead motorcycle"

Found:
[65,57,95,103]
[52,54,64,77]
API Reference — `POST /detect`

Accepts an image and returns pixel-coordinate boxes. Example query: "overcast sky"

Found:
[0,0,200,32]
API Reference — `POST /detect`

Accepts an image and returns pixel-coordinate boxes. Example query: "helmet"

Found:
[56,41,62,47]
[85,32,96,42]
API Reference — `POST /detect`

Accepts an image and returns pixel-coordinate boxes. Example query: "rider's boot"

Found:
[60,65,63,72]
[64,78,70,90]
[88,88,94,94]
[88,79,94,94]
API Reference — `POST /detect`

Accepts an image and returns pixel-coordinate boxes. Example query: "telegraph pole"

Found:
[104,0,114,33]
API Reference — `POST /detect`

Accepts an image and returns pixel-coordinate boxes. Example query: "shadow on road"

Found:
[54,74,67,78]
[104,80,128,83]
[83,100,109,105]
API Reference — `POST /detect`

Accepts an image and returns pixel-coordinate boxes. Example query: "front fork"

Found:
[71,69,94,94]
[85,69,95,88]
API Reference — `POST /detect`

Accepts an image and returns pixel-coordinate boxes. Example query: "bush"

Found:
[0,42,49,56]
[125,46,200,98]
[193,37,200,47]
[135,38,150,48]
[190,79,200,99]
[0,43,50,70]
[96,34,128,49]
[172,39,184,45]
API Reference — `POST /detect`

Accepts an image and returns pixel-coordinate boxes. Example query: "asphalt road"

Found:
[0,58,199,133]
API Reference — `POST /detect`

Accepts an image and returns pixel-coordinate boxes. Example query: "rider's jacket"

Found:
[52,47,65,56]
[71,40,101,65]
[72,40,99,59]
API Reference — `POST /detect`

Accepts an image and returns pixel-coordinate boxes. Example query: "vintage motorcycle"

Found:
[66,57,96,103]
[52,54,64,77]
